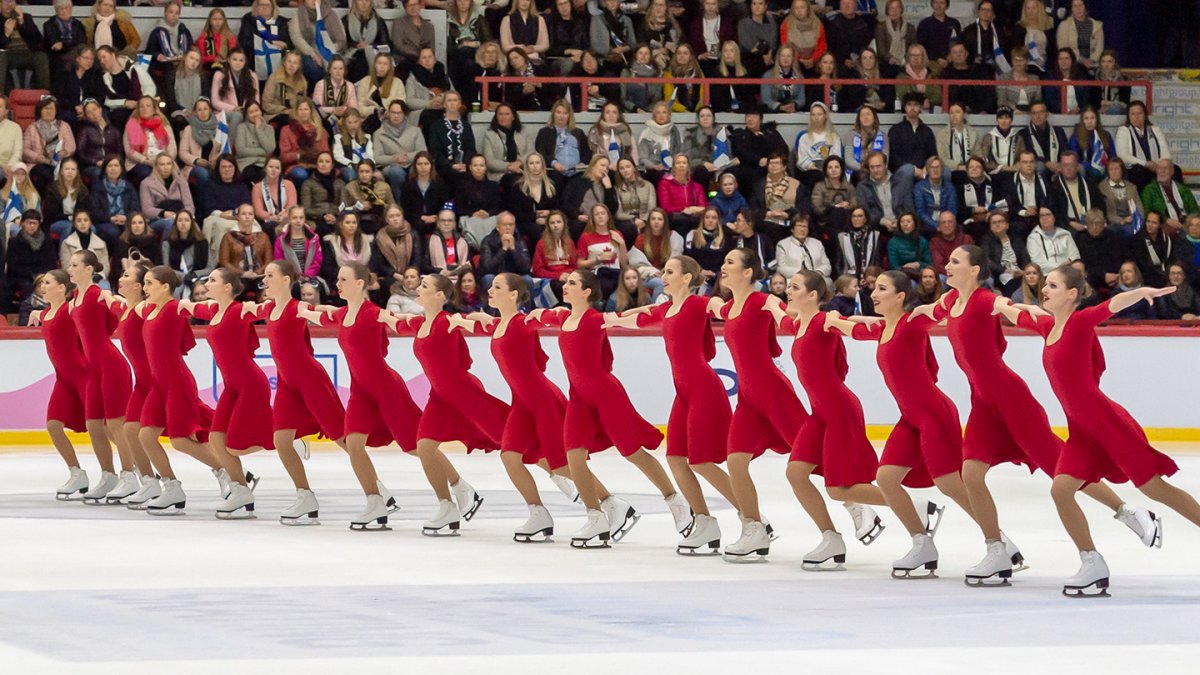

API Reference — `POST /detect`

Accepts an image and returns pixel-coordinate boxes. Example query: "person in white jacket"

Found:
[0,96,23,183]
[774,214,832,286]
[793,101,843,185]
[1026,207,1080,274]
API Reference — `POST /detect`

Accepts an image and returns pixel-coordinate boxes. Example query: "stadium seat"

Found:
[9,90,50,130]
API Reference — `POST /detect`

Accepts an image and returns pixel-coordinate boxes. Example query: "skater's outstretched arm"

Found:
[761,292,788,327]
[991,295,1027,325]
[1108,286,1175,313]
[823,310,858,337]
[603,312,641,329]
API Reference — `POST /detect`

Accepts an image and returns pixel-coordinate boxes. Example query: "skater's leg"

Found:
[692,462,739,511]
[827,483,889,506]
[668,455,708,516]
[47,420,80,469]
[86,419,115,473]
[1052,474,1095,551]
[435,448,463,485]
[105,418,134,472]
[1139,476,1200,527]
[625,449,676,497]
[963,459,1001,540]
[503,450,542,507]
[342,433,381,496]
[878,464,924,536]
[169,437,222,470]
[139,426,175,479]
[1081,481,1126,512]
[568,448,603,510]
[210,432,247,488]
[274,430,311,490]
[786,461,836,532]
[727,452,761,521]
[415,438,452,501]
[123,422,153,477]
[932,472,978,522]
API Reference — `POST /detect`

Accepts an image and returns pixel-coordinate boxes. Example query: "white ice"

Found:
[2,445,1200,675]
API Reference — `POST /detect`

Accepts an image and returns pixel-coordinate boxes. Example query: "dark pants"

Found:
[0,48,51,93]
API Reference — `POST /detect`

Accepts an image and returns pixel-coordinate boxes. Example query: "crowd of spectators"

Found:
[0,0,1197,326]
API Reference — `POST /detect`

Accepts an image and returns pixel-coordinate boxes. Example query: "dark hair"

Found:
[879,270,918,311]
[343,262,378,291]
[46,269,75,294]
[730,247,767,282]
[796,269,828,302]
[101,155,124,177]
[671,255,705,290]
[407,150,441,184]
[167,210,204,243]
[214,153,241,184]
[497,272,531,306]
[73,249,100,273]
[220,49,258,102]
[572,269,605,310]
[958,244,990,282]
[211,265,244,297]
[428,272,458,307]
[821,154,845,177]
[1052,263,1089,307]
[1058,149,1079,163]
[147,265,182,293]
[902,91,926,107]
[34,96,57,120]
[489,102,523,133]
[766,152,787,166]
[20,209,41,224]
[356,158,376,173]
[267,259,301,285]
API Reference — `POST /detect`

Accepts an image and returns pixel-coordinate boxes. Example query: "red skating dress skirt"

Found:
[69,284,132,420]
[113,303,152,424]
[718,292,808,458]
[257,299,346,440]
[477,315,575,469]
[139,300,213,441]
[635,296,732,465]
[1018,302,1178,486]
[539,308,662,456]
[934,288,1062,473]
[782,313,878,487]
[394,312,508,450]
[39,305,88,432]
[188,302,275,451]
[852,314,963,487]
[320,303,420,450]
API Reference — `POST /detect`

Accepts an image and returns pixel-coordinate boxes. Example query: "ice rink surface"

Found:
[3,445,1200,675]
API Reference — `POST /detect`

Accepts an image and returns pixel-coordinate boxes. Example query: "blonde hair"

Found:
[690,207,727,250]
[547,99,576,131]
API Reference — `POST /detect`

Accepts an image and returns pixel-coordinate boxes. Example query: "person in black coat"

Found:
[1074,211,1128,297]
[887,93,939,183]
[730,109,789,199]
[1048,151,1106,233]
[237,8,292,85]
[4,211,58,314]
[0,2,50,92]
[398,152,451,237]
[943,42,997,114]
[476,212,532,285]
[978,211,1031,297]
[455,154,502,241]
[424,92,477,189]
[1043,47,1099,114]
[1131,211,1190,288]
[43,5,88,91]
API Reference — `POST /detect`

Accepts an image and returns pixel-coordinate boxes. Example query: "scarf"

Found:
[103,178,128,217]
[34,120,60,162]
[1156,181,1187,221]
[174,73,202,114]
[188,112,218,149]
[95,14,115,49]
[1057,175,1092,223]
[904,63,928,93]
[203,30,216,61]
[1026,123,1060,162]
[784,12,821,54]
[839,227,876,276]
[640,119,673,167]
[313,168,338,200]
[21,227,46,252]
[231,230,258,271]
[1143,232,1172,270]
[1171,285,1197,313]
[410,61,450,92]
[1015,172,1048,210]
[948,127,971,166]
[765,175,792,211]
[973,20,1010,72]
[323,77,348,109]
[57,18,74,43]
[851,128,885,165]
[76,229,92,251]
[963,178,993,211]
[1126,123,1163,161]
[599,8,630,48]
[347,11,380,59]
[443,118,464,165]
[289,121,320,151]
[498,126,518,162]
[989,127,1018,169]
[884,19,908,65]
[377,227,413,272]
[260,178,286,215]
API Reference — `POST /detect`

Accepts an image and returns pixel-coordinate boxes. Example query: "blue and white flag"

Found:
[314,18,336,63]
[2,188,23,233]
[136,52,152,69]
[712,126,732,169]
[52,143,61,180]
[352,141,366,163]
[606,130,621,164]
[253,18,284,80]
[213,111,231,154]
[1130,202,1145,236]
[1026,38,1045,71]
[993,44,1012,74]
[660,145,671,169]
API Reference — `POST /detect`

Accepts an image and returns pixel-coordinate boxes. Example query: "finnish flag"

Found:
[712,126,732,169]
[213,111,231,154]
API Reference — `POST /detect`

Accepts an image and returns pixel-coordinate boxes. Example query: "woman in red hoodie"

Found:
[656,153,708,237]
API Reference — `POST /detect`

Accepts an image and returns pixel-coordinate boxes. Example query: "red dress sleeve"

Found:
[388,314,424,337]
[850,321,884,342]
[633,303,669,328]
[779,315,798,336]
[474,316,500,337]
[1076,300,1114,330]
[185,302,217,322]
[536,309,569,328]
[318,307,345,328]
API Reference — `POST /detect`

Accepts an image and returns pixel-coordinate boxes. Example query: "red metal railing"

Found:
[476,75,1154,115]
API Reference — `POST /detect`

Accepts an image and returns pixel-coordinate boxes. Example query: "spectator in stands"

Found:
[145,1,194,81]
[343,0,388,82]
[1097,157,1141,235]
[42,158,87,239]
[196,8,237,72]
[563,155,619,240]
[85,0,140,60]
[45,1,88,91]
[509,152,558,241]
[875,0,915,69]
[0,0,50,94]
[392,0,436,76]
[1141,160,1198,235]
[780,0,826,71]
[447,0,490,95]
[1005,149,1049,237]
[22,98,75,197]
[683,206,731,286]
[913,156,956,233]
[913,266,942,303]
[638,0,681,72]
[536,99,591,185]
[587,102,637,167]
[1011,262,1043,305]
[252,157,296,235]
[373,101,424,201]
[684,106,731,188]
[300,151,344,235]
[467,41,505,112]
[1068,107,1114,182]
[887,212,930,272]
[478,211,533,288]
[887,92,938,186]
[502,47,554,111]
[794,102,843,187]
[591,0,636,70]
[620,45,663,113]
[961,0,1008,74]
[400,151,451,237]
[407,47,455,124]
[1107,260,1154,319]
[453,154,500,245]
[633,207,684,282]
[234,101,275,186]
[761,43,805,113]
[178,99,220,216]
[370,205,428,303]
[356,54,405,135]
[386,265,423,313]
[895,45,941,110]
[615,157,657,232]
[657,153,708,237]
[564,49,621,114]
[73,101,118,188]
[219,203,271,288]
[944,41,996,114]
[164,48,205,131]
[806,52,844,113]
[915,0,960,67]
[320,211,374,290]
[1158,263,1200,320]
[1048,150,1103,233]
[974,107,1020,180]
[1131,210,1189,288]
[263,52,307,125]
[980,210,1029,296]
[840,47,897,114]
[710,41,756,114]
[210,50,259,133]
[313,56,357,127]
[844,106,887,176]
[500,0,550,68]
[996,47,1042,112]
[737,0,778,78]
[60,209,110,282]
[935,102,975,181]
[1095,50,1129,115]
[1115,101,1174,191]
[1017,102,1067,176]
[532,209,577,300]
[111,213,163,286]
[481,103,531,187]
[342,159,394,235]
[1074,207,1122,295]
[239,0,292,85]
[428,208,473,281]
[123,95,176,186]
[662,44,704,113]
[731,107,789,189]
[826,274,862,315]
[1012,0,1052,72]
[776,213,832,285]
[454,269,485,312]
[836,207,881,277]
[811,155,856,234]
[688,0,734,75]
[56,47,100,126]
[204,155,251,260]
[4,210,55,312]
[826,0,874,70]
[546,0,590,76]
[95,46,137,131]
[141,153,194,237]
[280,99,330,185]
[331,109,374,182]
[607,266,651,311]
[729,208,779,273]
[88,155,135,245]
[1056,0,1103,71]
[956,157,994,238]
[711,173,748,226]
[757,151,805,229]
[930,210,973,275]
[1043,47,1096,114]
[1186,215,1200,273]
[161,212,210,293]
[576,203,626,297]
[857,150,912,233]
[1028,207,1079,273]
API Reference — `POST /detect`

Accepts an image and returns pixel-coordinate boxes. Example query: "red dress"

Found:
[257,299,346,440]
[39,305,88,432]
[1018,302,1178,486]
[476,314,575,469]
[635,296,732,464]
[719,292,808,458]
[69,284,132,420]
[321,303,421,450]
[851,315,962,487]
[113,303,151,424]
[140,300,213,441]
[189,302,275,451]
[393,312,508,450]
[934,288,1061,472]
[539,309,663,456]
[782,313,878,487]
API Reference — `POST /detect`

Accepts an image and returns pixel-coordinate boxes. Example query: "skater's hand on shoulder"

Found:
[526,308,547,323]
[28,312,42,327]
[991,294,1012,315]
[823,310,841,329]
[909,303,936,321]
[240,302,259,317]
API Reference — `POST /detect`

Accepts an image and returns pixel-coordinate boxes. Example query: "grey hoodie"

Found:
[373,119,426,170]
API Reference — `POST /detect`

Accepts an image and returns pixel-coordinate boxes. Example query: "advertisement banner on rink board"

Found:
[0,334,1198,436]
